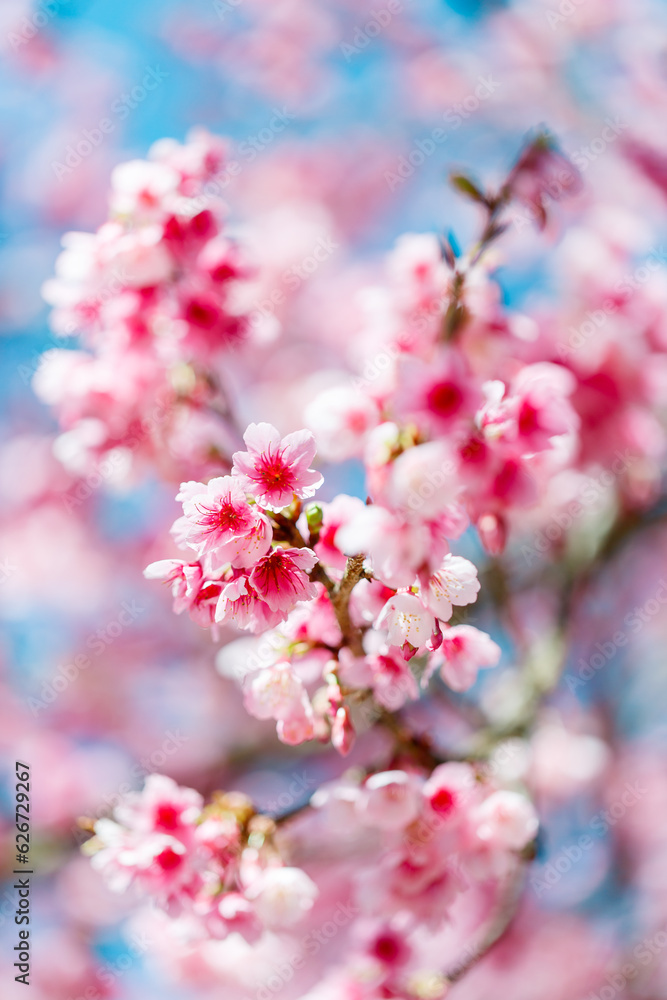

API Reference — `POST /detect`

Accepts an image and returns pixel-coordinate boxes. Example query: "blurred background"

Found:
[2,0,667,997]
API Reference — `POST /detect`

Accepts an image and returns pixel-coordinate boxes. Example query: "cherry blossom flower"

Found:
[143,559,205,614]
[243,660,309,721]
[376,591,435,655]
[337,505,446,589]
[422,762,478,822]
[177,476,272,567]
[115,774,203,835]
[243,866,318,928]
[215,574,285,633]
[419,553,481,622]
[304,384,380,461]
[476,363,579,454]
[358,771,422,831]
[311,493,367,572]
[381,441,462,521]
[232,422,324,510]
[249,546,319,612]
[428,624,502,691]
[338,646,420,711]
[143,559,223,629]
[473,791,539,851]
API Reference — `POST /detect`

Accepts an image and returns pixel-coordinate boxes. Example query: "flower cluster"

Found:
[311,765,538,927]
[145,421,323,636]
[146,399,501,751]
[34,131,255,482]
[305,257,583,555]
[89,774,318,939]
[20,1,667,995]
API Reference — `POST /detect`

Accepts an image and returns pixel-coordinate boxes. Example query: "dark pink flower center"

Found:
[155,846,183,871]
[372,933,403,965]
[154,803,181,831]
[255,449,291,489]
[518,398,540,435]
[196,499,246,534]
[430,788,456,815]
[185,297,219,328]
[254,550,289,591]
[427,380,464,418]
[197,583,222,603]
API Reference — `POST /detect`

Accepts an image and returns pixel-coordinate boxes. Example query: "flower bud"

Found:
[305,502,324,531]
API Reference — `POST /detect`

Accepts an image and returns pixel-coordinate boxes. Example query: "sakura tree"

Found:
[25,108,667,999]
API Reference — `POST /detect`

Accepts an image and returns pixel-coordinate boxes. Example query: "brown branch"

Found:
[330,554,367,655]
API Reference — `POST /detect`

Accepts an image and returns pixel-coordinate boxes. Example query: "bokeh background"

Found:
[2,0,667,997]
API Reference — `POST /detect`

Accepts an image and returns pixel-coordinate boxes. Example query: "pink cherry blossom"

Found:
[177,476,272,567]
[28,80,667,997]
[376,591,435,654]
[330,704,356,756]
[232,422,324,510]
[143,558,204,614]
[244,660,310,721]
[428,624,502,692]
[115,774,203,835]
[249,545,318,612]
[338,646,420,711]
[311,493,367,571]
[109,159,181,220]
[143,558,223,629]
[381,441,462,521]
[422,762,478,822]
[243,866,318,928]
[476,363,579,454]
[473,791,539,851]
[358,771,422,831]
[215,574,285,633]
[337,504,446,589]
[304,384,380,461]
[420,553,481,622]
